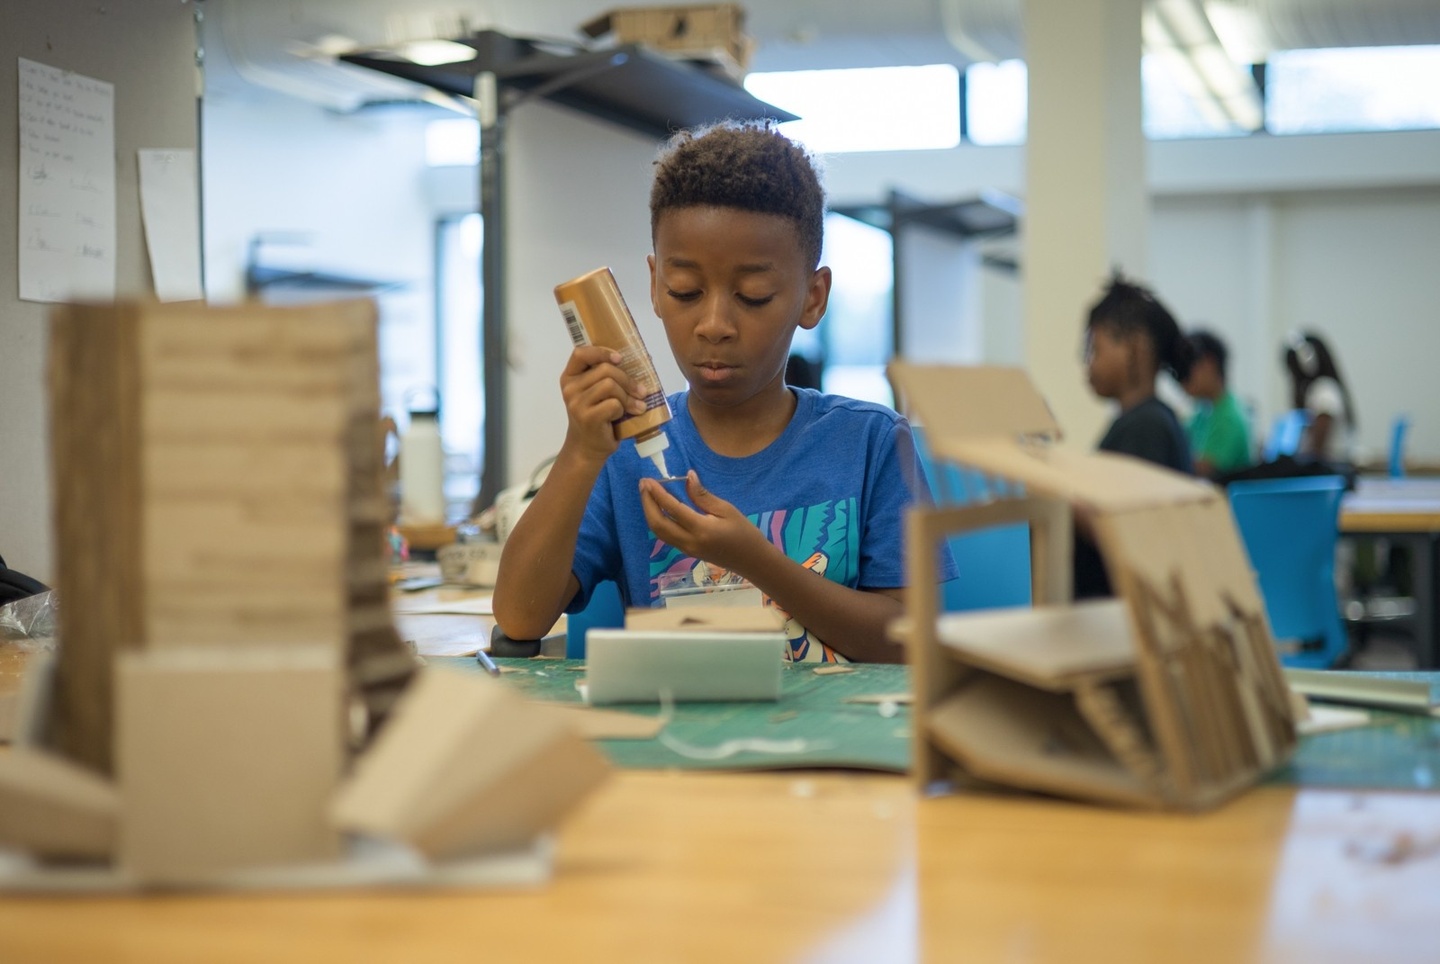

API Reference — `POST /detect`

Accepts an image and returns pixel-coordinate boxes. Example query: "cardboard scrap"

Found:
[0,749,118,860]
[331,667,609,860]
[536,703,666,740]
[116,647,345,884]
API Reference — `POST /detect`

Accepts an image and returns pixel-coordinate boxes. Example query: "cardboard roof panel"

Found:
[890,363,1061,441]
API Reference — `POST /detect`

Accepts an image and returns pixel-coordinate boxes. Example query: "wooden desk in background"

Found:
[1342,477,1440,668]
[0,773,1435,962]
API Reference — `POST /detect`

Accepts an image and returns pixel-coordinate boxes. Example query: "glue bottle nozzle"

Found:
[635,429,672,479]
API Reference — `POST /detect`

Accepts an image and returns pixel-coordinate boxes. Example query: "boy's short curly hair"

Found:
[650,121,826,270]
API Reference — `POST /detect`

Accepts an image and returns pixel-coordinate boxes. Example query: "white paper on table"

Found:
[17,58,116,303]
[392,596,496,616]
[137,149,203,301]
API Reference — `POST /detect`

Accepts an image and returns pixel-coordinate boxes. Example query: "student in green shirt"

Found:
[1182,330,1253,479]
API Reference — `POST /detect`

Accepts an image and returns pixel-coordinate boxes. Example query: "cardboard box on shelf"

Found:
[580,4,753,77]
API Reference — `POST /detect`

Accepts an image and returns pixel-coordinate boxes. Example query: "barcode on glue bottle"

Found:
[558,301,590,347]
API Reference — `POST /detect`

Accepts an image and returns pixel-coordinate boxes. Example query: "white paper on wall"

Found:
[17,58,116,304]
[137,149,203,302]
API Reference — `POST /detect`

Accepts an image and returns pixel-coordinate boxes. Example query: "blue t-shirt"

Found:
[570,388,951,662]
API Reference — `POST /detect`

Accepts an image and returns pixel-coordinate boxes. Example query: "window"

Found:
[808,213,895,407]
[1267,45,1440,135]
[965,59,1027,146]
[435,213,483,506]
[426,117,478,166]
[743,65,961,154]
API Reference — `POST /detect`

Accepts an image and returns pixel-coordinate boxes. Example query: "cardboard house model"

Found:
[888,363,1297,811]
[0,299,606,888]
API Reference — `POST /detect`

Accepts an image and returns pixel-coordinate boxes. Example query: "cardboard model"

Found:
[0,300,607,889]
[888,363,1297,811]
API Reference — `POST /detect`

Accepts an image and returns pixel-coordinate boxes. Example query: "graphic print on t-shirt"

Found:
[648,498,860,662]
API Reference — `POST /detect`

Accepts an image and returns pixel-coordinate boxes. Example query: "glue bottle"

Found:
[554,267,674,477]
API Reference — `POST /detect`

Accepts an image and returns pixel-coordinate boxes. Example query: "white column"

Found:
[1022,0,1147,447]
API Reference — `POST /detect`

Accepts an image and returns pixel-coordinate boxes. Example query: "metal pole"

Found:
[475,71,508,514]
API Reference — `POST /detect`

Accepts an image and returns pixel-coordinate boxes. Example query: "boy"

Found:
[1182,329,1252,478]
[493,122,949,663]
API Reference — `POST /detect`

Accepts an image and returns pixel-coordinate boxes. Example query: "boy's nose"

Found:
[694,295,737,342]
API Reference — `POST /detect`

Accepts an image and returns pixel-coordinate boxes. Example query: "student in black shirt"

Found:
[1075,273,1196,596]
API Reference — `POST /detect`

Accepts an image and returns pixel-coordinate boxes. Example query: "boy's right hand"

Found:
[560,346,650,464]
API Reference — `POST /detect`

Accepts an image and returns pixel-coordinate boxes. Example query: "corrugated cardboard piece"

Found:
[331,667,609,859]
[889,363,1297,811]
[0,299,608,891]
[580,4,753,75]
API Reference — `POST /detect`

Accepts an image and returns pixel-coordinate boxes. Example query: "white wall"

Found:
[0,0,198,582]
[504,102,678,483]
[198,51,1440,481]
[201,89,439,424]
[898,225,983,364]
[826,131,1440,463]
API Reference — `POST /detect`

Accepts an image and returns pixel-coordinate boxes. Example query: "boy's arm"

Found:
[638,473,907,663]
[492,346,649,640]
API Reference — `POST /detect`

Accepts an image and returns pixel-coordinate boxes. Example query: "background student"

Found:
[1182,329,1253,479]
[493,121,952,663]
[1075,273,1194,598]
[1283,331,1356,465]
[1082,273,1195,474]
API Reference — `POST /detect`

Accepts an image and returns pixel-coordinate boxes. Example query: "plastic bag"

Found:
[0,590,58,648]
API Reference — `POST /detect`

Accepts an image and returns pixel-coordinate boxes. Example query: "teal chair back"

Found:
[1262,409,1311,461]
[1227,476,1348,668]
[912,429,1032,612]
[567,580,625,659]
[1389,415,1411,479]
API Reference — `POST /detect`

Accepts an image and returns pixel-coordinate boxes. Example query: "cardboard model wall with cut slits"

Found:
[889,362,1297,811]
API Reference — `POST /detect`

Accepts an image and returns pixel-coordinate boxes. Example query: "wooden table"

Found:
[1342,478,1440,667]
[0,772,1436,962]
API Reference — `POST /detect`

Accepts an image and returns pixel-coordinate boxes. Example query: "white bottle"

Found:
[399,408,446,524]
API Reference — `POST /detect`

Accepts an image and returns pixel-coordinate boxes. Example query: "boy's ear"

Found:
[647,254,658,315]
[799,266,832,331]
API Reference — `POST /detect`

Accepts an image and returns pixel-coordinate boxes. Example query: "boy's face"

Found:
[649,206,830,412]
[1083,323,1135,400]
[1182,354,1222,400]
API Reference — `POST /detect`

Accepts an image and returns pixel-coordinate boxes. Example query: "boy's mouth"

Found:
[695,361,737,383]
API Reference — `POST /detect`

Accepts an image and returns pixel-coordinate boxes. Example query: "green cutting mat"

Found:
[430,656,912,772]
[1269,671,1440,791]
[431,657,1440,788]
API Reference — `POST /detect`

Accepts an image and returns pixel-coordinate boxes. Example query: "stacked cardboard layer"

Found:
[0,299,606,888]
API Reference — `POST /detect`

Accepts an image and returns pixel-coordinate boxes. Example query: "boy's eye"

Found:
[666,289,701,303]
[737,293,775,308]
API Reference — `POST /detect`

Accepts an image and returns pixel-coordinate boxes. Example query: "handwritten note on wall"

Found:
[18,58,116,303]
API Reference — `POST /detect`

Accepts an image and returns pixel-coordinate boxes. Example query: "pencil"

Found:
[475,647,501,677]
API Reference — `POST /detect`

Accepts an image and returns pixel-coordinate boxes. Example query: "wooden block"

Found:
[0,750,118,860]
[623,605,785,633]
[332,667,609,860]
[116,647,344,884]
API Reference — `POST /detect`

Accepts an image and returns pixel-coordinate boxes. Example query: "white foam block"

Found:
[583,630,787,705]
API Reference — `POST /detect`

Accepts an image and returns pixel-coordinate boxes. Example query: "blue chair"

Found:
[566,579,625,659]
[1228,476,1349,669]
[1389,414,1411,479]
[912,430,1032,612]
[1262,409,1312,461]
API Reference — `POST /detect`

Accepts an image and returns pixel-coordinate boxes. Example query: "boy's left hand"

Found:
[638,471,768,572]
